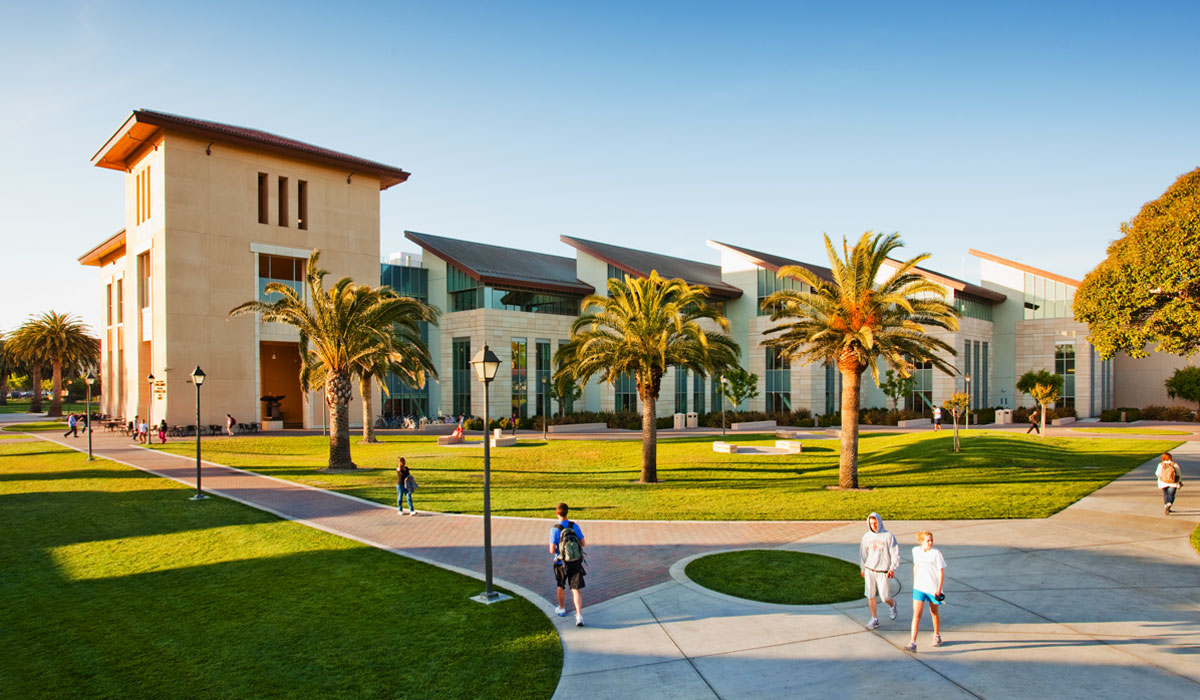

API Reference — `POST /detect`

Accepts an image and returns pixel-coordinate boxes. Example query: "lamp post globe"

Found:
[469,344,503,603]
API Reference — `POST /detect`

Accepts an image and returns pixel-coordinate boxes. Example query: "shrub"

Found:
[468,417,484,431]
[1100,409,1121,422]
[1163,405,1195,422]
[1116,407,1141,422]
[1141,405,1168,421]
[972,408,996,425]
[797,417,815,427]
[656,416,674,429]
[1045,406,1077,421]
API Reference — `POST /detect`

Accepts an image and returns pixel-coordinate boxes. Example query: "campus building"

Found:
[81,110,1180,428]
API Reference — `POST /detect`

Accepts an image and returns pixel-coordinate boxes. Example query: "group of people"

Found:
[62,413,89,437]
[125,416,168,444]
[860,512,946,652]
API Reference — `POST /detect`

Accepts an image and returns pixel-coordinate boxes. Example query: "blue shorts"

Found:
[913,590,939,605]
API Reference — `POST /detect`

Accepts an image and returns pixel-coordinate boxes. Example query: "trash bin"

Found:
[673,413,686,429]
[995,409,1013,425]
[686,411,699,428]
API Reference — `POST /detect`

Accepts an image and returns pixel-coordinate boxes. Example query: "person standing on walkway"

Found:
[906,530,946,652]
[225,414,237,436]
[158,419,168,445]
[1025,406,1040,435]
[860,512,899,629]
[396,457,417,515]
[932,406,943,431]
[550,502,586,627]
[1156,452,1183,515]
[63,413,78,438]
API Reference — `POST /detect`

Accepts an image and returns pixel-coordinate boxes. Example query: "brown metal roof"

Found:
[560,236,743,300]
[404,231,594,296]
[968,249,1082,287]
[884,258,1007,304]
[78,229,127,267]
[707,240,835,284]
[93,109,410,190]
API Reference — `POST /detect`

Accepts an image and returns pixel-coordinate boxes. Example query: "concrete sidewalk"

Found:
[28,430,1200,699]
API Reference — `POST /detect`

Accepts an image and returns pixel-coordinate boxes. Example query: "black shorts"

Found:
[554,560,586,590]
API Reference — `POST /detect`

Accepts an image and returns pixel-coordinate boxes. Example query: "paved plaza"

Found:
[26,425,1200,699]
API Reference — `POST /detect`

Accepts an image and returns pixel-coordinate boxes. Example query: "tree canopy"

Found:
[1164,366,1200,421]
[1074,168,1200,359]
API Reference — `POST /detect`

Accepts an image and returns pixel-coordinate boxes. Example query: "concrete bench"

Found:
[490,435,517,447]
[897,418,932,428]
[547,422,608,433]
[712,441,738,454]
[437,434,464,446]
[776,429,808,439]
[774,440,802,454]
[730,420,777,431]
[1051,416,1076,426]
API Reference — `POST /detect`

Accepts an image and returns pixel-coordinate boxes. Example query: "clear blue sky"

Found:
[2,1,1198,332]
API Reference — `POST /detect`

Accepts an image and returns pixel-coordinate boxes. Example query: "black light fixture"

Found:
[189,366,208,500]
[469,344,505,604]
[84,371,96,461]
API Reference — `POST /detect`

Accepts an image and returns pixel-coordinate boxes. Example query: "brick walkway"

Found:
[36,431,837,608]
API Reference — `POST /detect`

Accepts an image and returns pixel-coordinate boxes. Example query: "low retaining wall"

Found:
[730,420,777,431]
[897,418,931,428]
[547,422,608,433]
[1051,416,1076,426]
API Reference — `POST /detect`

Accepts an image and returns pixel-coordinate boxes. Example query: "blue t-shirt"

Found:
[549,519,583,560]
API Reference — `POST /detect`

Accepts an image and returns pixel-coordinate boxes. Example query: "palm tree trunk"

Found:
[47,360,63,417]
[0,372,8,405]
[838,367,863,489]
[639,388,658,484]
[30,366,43,413]
[327,374,356,469]
[360,377,376,443]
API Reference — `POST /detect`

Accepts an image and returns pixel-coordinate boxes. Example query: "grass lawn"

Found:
[0,440,560,700]
[1192,523,1200,557]
[2,420,66,432]
[1070,427,1193,436]
[151,430,1180,520]
[0,399,90,414]
[685,551,862,604]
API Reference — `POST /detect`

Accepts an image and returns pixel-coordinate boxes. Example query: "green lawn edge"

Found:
[1192,523,1200,557]
[1070,427,1193,436]
[0,441,561,700]
[2,421,66,432]
[685,550,862,604]
[150,431,1181,521]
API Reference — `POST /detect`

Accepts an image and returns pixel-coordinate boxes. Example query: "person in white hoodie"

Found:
[859,512,900,629]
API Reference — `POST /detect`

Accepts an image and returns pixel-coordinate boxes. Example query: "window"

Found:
[615,371,637,412]
[258,173,269,224]
[558,339,572,414]
[135,166,151,225]
[972,340,982,409]
[693,372,705,415]
[297,180,308,230]
[907,359,934,414]
[452,338,471,417]
[1023,272,1076,320]
[116,279,124,323]
[757,267,807,316]
[1055,342,1076,409]
[278,176,289,227]
[953,293,993,322]
[824,364,841,415]
[511,338,527,419]
[445,264,581,314]
[536,340,551,416]
[675,369,688,413]
[258,255,306,302]
[137,253,151,309]
[106,283,113,326]
[981,342,989,409]
[379,263,428,300]
[712,374,722,414]
[766,348,792,412]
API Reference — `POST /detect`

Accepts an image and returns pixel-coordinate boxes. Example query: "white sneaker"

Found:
[888,602,897,620]
[932,634,943,647]
[866,617,880,630]
[575,613,584,627]
[555,606,566,617]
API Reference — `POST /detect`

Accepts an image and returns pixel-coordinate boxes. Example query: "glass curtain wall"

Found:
[615,371,637,411]
[757,267,807,316]
[766,348,792,412]
[675,369,688,413]
[693,373,705,414]
[1055,343,1076,409]
[511,338,528,419]
[452,338,471,417]
[535,340,551,416]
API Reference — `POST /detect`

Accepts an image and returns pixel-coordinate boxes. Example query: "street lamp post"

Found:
[190,366,208,501]
[720,375,729,436]
[146,373,155,439]
[964,373,972,431]
[469,344,506,604]
[541,376,549,441]
[84,371,95,460]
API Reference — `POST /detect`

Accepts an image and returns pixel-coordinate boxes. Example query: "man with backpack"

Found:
[1156,452,1183,515]
[549,502,586,626]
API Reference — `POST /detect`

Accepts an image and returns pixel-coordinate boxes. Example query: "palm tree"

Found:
[556,271,739,483]
[763,232,959,489]
[229,250,438,468]
[9,312,99,417]
[0,334,11,406]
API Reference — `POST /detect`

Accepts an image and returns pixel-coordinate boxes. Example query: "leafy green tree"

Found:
[880,367,917,414]
[942,391,970,452]
[550,374,583,416]
[717,365,760,411]
[1017,369,1063,437]
[1164,366,1200,422]
[230,250,437,468]
[8,312,99,417]
[555,271,740,483]
[1075,168,1200,359]
[763,232,959,489]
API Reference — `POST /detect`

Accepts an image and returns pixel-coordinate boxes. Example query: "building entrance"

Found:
[260,341,303,428]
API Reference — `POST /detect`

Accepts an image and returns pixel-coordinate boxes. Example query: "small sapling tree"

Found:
[1164,366,1200,422]
[942,391,970,452]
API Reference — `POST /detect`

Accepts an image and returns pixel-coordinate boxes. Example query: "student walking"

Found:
[860,512,900,629]
[932,406,942,431]
[63,414,79,438]
[1025,406,1041,435]
[139,418,150,444]
[1156,452,1183,515]
[225,414,237,436]
[396,457,417,515]
[550,502,586,627]
[158,419,168,445]
[906,531,946,652]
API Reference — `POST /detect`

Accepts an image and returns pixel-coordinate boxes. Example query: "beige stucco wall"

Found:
[1114,347,1195,410]
[100,130,385,428]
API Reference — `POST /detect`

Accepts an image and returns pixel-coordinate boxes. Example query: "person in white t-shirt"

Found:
[906,530,946,652]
